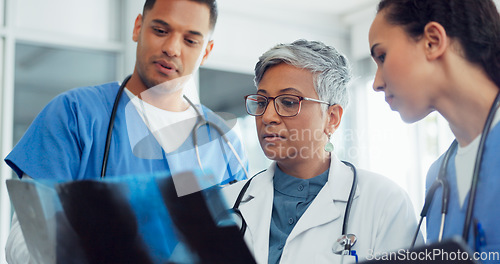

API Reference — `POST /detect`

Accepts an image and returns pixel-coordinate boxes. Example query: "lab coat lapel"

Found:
[286,155,359,242]
[239,164,276,264]
[328,155,359,202]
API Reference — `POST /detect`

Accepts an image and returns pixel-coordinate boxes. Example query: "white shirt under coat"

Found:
[223,154,421,264]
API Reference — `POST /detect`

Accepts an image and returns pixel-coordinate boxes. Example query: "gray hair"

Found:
[254,39,351,110]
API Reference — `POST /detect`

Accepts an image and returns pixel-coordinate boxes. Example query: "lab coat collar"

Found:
[241,163,275,201]
[237,164,276,263]
[237,155,359,262]
[328,153,359,202]
[286,154,359,242]
[241,155,359,203]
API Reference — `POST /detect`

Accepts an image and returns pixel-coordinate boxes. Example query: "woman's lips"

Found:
[262,134,285,142]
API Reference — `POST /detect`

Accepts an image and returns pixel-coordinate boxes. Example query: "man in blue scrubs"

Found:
[4,0,248,263]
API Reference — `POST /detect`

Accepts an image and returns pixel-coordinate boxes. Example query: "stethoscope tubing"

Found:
[411,140,456,248]
[462,91,500,241]
[101,75,132,178]
[411,91,500,248]
[233,161,357,239]
[341,161,357,236]
[186,96,250,179]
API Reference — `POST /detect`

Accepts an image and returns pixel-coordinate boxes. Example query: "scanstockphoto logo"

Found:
[263,141,327,160]
[366,248,500,262]
[259,126,370,160]
[259,126,405,161]
[124,90,240,195]
[262,126,329,142]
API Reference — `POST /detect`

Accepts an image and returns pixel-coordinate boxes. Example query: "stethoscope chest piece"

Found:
[333,234,357,254]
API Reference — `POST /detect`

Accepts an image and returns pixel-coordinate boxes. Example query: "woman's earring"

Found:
[324,133,334,152]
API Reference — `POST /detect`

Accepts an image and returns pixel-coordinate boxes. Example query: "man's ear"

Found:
[324,104,343,134]
[200,40,214,66]
[423,21,448,61]
[132,14,143,43]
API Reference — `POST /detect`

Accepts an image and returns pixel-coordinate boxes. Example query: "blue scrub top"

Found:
[6,81,247,182]
[426,123,500,263]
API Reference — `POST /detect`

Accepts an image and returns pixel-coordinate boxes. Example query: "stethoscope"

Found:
[231,160,359,258]
[100,75,249,179]
[410,91,500,248]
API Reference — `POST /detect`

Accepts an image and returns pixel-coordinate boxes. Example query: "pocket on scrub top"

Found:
[314,253,357,264]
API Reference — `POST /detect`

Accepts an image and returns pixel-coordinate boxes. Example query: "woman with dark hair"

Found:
[369,0,500,258]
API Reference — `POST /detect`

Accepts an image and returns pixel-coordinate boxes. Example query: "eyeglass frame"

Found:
[244,93,332,117]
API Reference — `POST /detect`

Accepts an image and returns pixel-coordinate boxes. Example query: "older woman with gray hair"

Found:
[223,39,420,264]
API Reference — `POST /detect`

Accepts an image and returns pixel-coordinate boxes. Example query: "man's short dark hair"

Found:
[143,0,218,30]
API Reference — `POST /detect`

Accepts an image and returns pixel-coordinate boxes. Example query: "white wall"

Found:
[206,0,350,74]
[343,6,377,61]
[0,0,3,28]
[15,0,119,42]
[10,0,121,51]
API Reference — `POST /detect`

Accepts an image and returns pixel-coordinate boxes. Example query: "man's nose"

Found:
[163,35,182,57]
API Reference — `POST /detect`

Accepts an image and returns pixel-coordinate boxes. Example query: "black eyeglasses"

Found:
[244,94,330,117]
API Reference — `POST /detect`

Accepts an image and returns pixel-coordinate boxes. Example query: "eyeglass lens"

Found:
[245,94,301,117]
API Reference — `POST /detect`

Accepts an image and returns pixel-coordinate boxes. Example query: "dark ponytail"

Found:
[378,0,500,88]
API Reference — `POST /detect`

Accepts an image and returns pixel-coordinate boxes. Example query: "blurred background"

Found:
[1,0,498,261]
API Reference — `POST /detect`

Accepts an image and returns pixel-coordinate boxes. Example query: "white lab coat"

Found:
[223,155,421,264]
